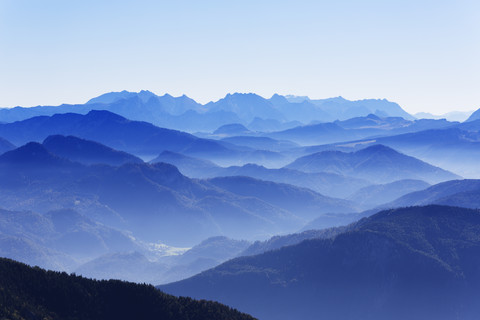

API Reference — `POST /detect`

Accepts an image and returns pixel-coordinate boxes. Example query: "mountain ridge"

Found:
[161,205,480,320]
[286,144,460,184]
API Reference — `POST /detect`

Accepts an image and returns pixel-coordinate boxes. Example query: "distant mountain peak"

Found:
[86,90,157,105]
[222,92,263,100]
[269,94,290,105]
[284,95,310,103]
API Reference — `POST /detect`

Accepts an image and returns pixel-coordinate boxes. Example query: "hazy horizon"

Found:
[0,90,475,119]
[1,0,479,114]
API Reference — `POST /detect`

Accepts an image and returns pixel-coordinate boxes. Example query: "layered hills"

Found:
[0,141,355,245]
[287,144,459,184]
[1,91,478,317]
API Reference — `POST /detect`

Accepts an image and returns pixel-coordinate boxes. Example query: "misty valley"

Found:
[2,91,480,320]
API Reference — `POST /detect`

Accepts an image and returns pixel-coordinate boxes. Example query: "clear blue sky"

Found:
[1,0,479,114]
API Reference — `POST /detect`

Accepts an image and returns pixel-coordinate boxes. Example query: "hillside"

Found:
[161,205,480,320]
[0,257,254,320]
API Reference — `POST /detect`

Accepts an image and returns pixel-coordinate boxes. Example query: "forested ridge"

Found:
[0,257,255,320]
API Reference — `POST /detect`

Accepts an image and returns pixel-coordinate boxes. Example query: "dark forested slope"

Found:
[161,205,480,320]
[0,257,255,320]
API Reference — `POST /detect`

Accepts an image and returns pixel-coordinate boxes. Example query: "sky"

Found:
[0,0,479,114]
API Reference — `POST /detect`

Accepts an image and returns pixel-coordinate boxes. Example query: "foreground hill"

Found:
[286,144,459,184]
[161,205,480,320]
[0,257,254,320]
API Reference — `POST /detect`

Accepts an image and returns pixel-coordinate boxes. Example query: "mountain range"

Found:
[261,114,456,146]
[0,140,361,245]
[1,91,479,319]
[0,91,416,132]
[0,110,291,167]
[150,148,443,202]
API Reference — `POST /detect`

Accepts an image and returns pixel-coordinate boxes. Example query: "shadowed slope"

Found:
[0,257,255,320]
[161,205,480,320]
